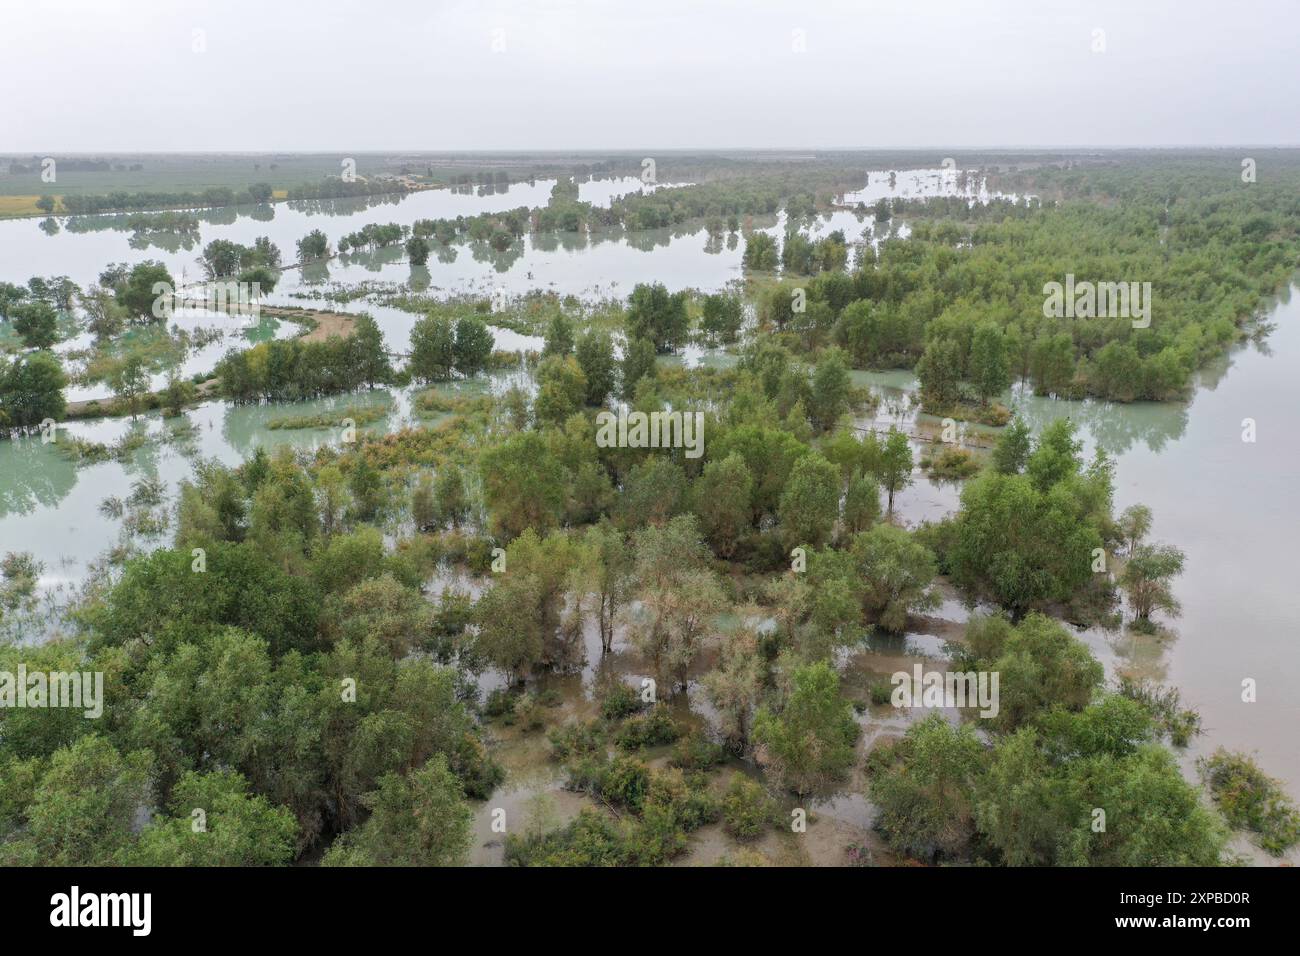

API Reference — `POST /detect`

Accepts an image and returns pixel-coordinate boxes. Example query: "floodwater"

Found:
[2,169,1293,863]
[857,288,1300,863]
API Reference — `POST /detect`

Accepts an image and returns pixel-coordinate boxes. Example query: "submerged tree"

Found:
[752,661,859,795]
[1120,543,1185,629]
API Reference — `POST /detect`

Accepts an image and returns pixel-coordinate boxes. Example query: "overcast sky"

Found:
[2,0,1296,151]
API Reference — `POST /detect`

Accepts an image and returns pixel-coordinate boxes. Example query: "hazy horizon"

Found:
[3,0,1297,152]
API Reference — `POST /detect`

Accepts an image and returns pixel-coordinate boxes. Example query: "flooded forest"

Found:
[3,147,1299,869]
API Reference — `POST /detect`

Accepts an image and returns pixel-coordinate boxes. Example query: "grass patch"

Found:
[920,445,981,479]
[266,403,390,431]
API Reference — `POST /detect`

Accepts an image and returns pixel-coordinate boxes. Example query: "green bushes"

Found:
[547,720,605,760]
[505,764,718,867]
[671,731,727,771]
[920,446,981,480]
[613,708,681,751]
[752,661,860,795]
[721,773,776,839]
[408,313,495,382]
[1199,749,1300,856]
[599,682,644,720]
[215,315,393,402]
[0,351,66,436]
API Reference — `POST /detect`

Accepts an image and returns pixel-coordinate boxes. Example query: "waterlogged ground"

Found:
[0,168,976,308]
[458,587,941,867]
[1,170,1296,864]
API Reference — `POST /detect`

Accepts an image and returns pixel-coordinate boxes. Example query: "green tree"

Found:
[693,452,754,558]
[977,725,1226,866]
[915,337,963,410]
[411,474,436,531]
[409,313,456,382]
[574,329,616,406]
[322,755,473,866]
[969,322,1010,403]
[615,457,689,531]
[1030,332,1076,397]
[620,337,658,399]
[453,316,494,377]
[93,542,320,657]
[405,236,431,266]
[1026,418,1084,492]
[11,301,58,349]
[434,465,470,529]
[778,453,840,550]
[878,427,914,512]
[577,521,631,653]
[842,470,880,535]
[128,769,298,866]
[296,229,330,262]
[0,736,151,866]
[850,524,939,633]
[108,353,150,420]
[1117,503,1153,555]
[1089,341,1144,403]
[742,232,779,271]
[991,417,1031,475]
[347,314,394,387]
[119,260,175,320]
[479,432,567,539]
[870,713,984,860]
[534,355,587,426]
[988,614,1104,732]
[160,371,196,417]
[0,351,66,434]
[700,293,744,343]
[711,424,809,522]
[542,313,575,357]
[949,472,1101,614]
[1120,543,1185,627]
[627,282,689,353]
[79,285,127,339]
[752,661,859,794]
[809,347,851,432]
[346,455,386,524]
[702,628,765,752]
[474,574,547,682]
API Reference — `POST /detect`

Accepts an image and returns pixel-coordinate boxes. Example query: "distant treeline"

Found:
[59,184,276,215]
[285,177,410,202]
[46,176,406,216]
[8,159,141,174]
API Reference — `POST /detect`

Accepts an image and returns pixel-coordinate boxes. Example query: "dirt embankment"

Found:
[262,306,357,343]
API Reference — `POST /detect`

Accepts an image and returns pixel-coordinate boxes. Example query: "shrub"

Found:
[484,688,516,719]
[1199,749,1300,856]
[599,755,652,812]
[670,731,727,771]
[547,720,604,760]
[721,773,775,839]
[513,693,544,731]
[599,682,644,720]
[614,708,681,751]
